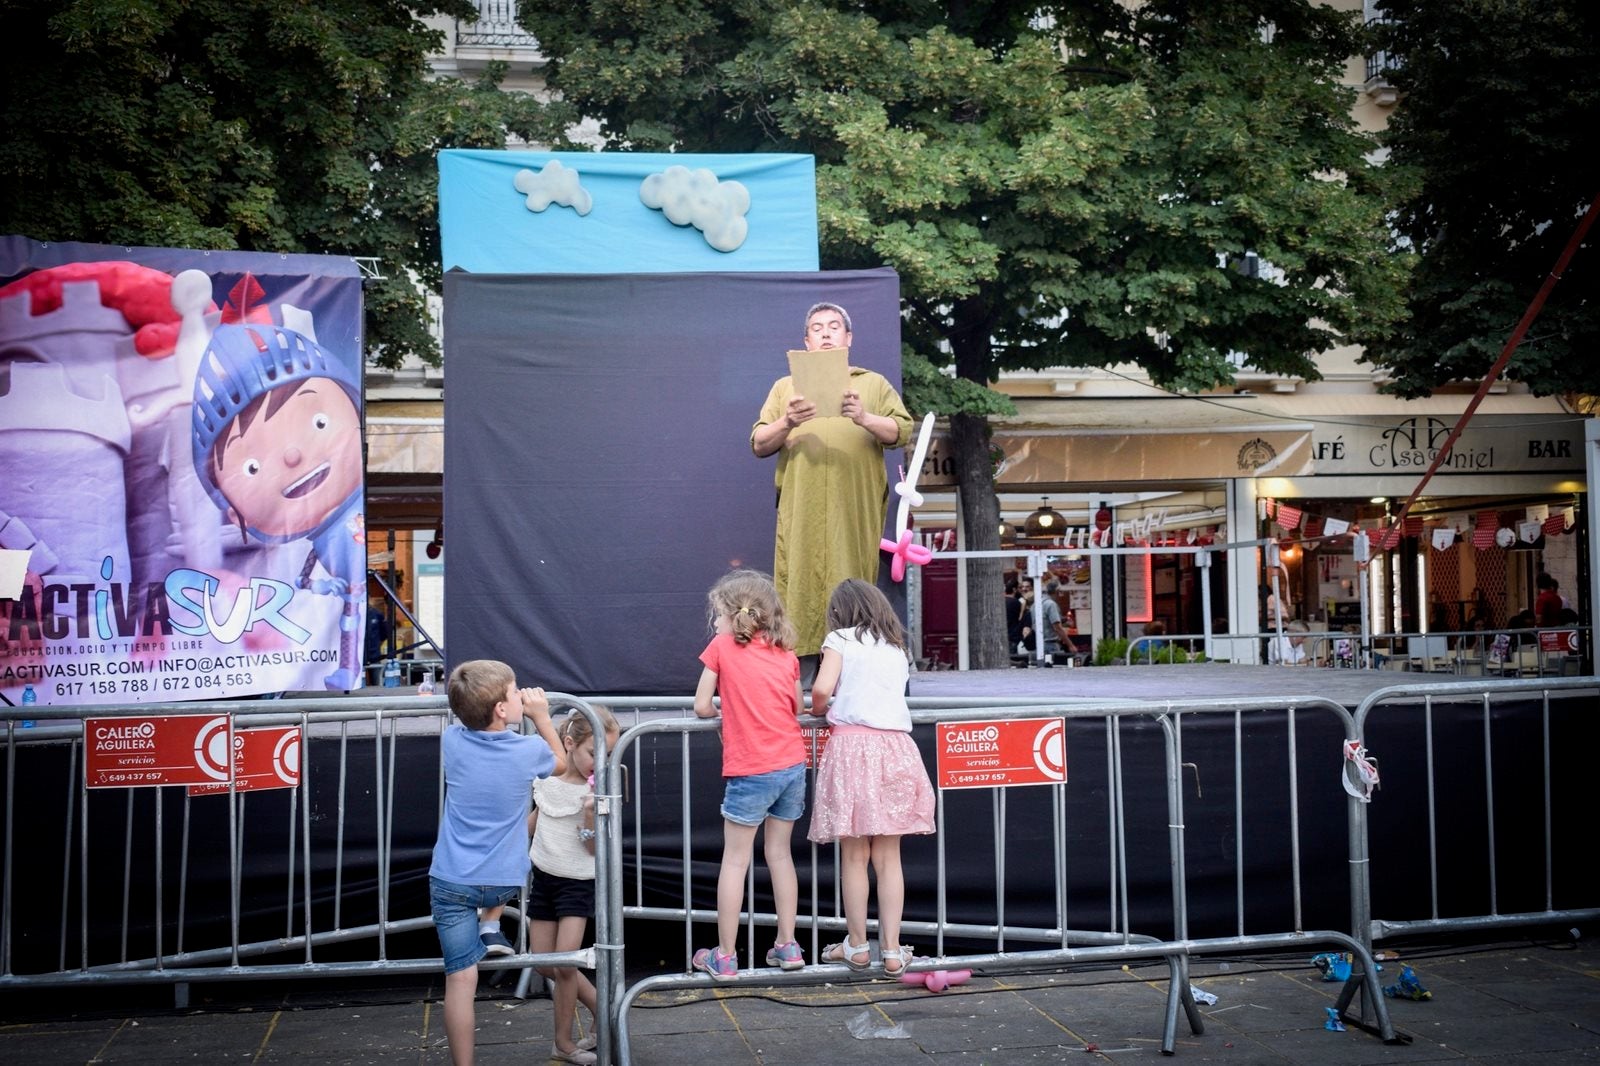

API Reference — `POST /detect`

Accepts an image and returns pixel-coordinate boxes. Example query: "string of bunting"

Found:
[1262,499,1573,552]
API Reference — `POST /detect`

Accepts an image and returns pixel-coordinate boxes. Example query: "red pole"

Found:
[1387,190,1600,540]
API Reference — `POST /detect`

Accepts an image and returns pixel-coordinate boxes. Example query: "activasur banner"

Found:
[1,238,366,705]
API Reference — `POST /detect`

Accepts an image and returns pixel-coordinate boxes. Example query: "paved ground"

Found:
[3,935,1596,1064]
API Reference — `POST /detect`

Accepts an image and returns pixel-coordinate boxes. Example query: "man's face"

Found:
[803,309,852,351]
[215,377,362,537]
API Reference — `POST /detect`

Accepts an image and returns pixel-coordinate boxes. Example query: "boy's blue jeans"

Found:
[430,876,520,974]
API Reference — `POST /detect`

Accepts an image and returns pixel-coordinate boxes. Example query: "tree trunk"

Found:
[949,411,1008,669]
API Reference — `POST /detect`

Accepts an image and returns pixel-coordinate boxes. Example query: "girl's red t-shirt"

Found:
[699,633,804,777]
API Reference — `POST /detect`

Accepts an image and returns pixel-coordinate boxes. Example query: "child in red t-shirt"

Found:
[691,570,807,980]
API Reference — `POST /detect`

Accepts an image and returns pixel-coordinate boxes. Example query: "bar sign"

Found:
[936,718,1066,790]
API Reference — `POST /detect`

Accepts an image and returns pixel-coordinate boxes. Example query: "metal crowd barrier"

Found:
[1097,625,1590,672]
[0,697,611,1015]
[1350,676,1600,948]
[603,694,1401,1060]
[9,679,1596,1063]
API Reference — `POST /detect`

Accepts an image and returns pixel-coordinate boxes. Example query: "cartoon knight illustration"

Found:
[191,321,366,690]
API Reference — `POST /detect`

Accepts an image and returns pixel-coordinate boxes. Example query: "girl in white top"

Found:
[807,579,936,976]
[528,707,619,1065]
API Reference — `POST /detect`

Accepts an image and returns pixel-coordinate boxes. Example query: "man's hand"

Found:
[784,395,816,428]
[841,389,865,425]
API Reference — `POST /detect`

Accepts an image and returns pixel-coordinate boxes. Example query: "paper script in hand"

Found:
[787,348,850,418]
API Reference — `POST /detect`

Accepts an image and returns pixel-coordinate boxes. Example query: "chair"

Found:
[1406,635,1450,672]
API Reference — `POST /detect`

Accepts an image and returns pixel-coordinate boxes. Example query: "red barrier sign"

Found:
[84,715,234,789]
[1538,629,1578,654]
[936,718,1067,790]
[188,726,302,796]
[802,725,830,770]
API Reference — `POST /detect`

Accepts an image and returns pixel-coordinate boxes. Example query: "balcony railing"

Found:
[1364,15,1395,86]
[456,0,539,49]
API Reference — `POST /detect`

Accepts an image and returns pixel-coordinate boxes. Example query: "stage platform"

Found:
[905,662,1571,708]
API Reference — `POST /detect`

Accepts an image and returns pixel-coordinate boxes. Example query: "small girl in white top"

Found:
[807,579,936,975]
[529,706,619,1066]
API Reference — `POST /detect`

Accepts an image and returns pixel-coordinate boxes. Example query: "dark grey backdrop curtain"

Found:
[443,269,903,694]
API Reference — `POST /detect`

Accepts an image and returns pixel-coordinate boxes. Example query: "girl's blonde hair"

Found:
[827,578,908,655]
[707,569,796,650]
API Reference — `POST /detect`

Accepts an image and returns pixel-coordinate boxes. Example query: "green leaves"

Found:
[0,0,548,368]
[1368,0,1599,397]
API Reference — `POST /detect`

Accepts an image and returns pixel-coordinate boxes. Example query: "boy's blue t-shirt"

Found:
[430,724,556,887]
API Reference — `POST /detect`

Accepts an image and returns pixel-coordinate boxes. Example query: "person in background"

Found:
[691,570,807,980]
[1461,615,1489,656]
[1507,608,1538,648]
[751,302,913,674]
[1268,620,1309,665]
[1131,619,1168,661]
[807,579,936,975]
[1021,577,1074,663]
[429,661,564,1066]
[1471,585,1494,626]
[1535,574,1563,627]
[1004,576,1030,653]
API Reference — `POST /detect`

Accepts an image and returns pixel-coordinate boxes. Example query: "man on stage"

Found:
[751,302,913,662]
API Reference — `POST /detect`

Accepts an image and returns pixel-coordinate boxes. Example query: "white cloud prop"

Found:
[514,161,593,216]
[638,165,750,252]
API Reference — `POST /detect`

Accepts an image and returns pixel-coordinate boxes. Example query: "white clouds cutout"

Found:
[638,165,750,252]
[514,160,593,216]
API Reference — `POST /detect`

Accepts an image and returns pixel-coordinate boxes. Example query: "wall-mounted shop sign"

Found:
[919,428,1313,487]
[1308,416,1585,476]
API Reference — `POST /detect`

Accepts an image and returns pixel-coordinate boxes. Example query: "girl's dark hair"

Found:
[707,569,796,650]
[826,579,907,654]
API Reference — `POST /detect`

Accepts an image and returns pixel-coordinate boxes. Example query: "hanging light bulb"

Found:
[1024,497,1060,538]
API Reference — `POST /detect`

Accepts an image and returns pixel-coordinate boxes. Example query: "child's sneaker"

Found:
[765,940,805,970]
[692,946,738,981]
[481,929,514,957]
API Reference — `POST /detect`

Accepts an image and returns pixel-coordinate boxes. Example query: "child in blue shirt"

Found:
[430,659,564,1065]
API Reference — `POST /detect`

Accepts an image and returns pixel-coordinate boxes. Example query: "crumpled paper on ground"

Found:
[1312,951,1352,981]
[1383,965,1432,1001]
[847,1010,913,1039]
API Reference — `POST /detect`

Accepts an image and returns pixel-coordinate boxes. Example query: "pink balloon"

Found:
[899,968,971,993]
[879,529,934,582]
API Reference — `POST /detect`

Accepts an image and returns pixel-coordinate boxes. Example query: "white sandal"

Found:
[821,938,871,971]
[881,944,916,975]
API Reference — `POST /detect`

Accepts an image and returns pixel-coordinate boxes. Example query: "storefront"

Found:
[913,394,1588,666]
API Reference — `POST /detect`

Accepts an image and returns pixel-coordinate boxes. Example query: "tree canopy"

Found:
[1368,0,1600,398]
[518,0,1406,665]
[0,0,559,367]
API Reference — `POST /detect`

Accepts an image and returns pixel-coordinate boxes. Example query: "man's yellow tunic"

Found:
[753,367,912,656]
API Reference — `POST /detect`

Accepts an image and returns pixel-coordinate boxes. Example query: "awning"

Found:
[922,397,1315,486]
[366,416,443,475]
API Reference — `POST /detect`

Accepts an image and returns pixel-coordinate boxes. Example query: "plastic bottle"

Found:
[417,669,435,696]
[382,659,400,688]
[20,683,37,728]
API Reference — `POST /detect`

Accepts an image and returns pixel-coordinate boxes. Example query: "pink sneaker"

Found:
[692,946,738,981]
